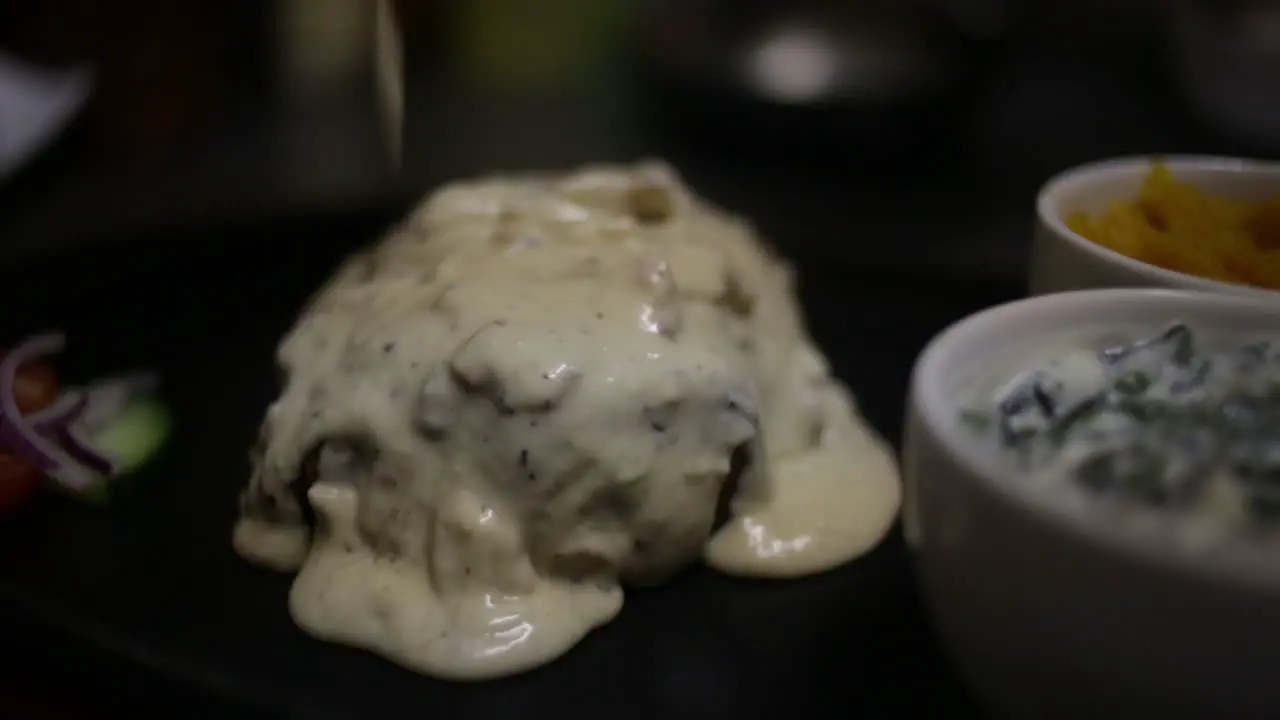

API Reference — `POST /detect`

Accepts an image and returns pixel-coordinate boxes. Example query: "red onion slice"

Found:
[0,332,106,491]
[28,390,87,433]
[55,423,113,475]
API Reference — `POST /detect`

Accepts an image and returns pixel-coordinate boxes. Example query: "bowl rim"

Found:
[910,287,1280,595]
[1036,154,1280,301]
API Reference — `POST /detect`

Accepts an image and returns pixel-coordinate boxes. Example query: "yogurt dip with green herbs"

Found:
[962,322,1280,530]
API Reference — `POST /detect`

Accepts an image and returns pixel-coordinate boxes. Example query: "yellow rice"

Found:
[1065,162,1280,291]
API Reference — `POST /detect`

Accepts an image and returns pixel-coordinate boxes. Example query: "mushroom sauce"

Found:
[231,162,902,681]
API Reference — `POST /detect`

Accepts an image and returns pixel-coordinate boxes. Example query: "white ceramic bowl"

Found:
[903,288,1280,720]
[1030,155,1280,300]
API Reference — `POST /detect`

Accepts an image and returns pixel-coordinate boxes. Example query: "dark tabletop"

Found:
[0,221,1020,719]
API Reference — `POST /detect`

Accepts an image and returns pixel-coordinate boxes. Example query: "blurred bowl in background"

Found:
[1030,154,1280,299]
[632,0,1006,159]
[0,51,92,183]
[1165,0,1280,152]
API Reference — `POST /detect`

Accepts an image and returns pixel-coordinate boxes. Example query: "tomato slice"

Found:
[0,349,61,513]
[12,361,59,416]
[0,454,40,512]
[0,347,59,414]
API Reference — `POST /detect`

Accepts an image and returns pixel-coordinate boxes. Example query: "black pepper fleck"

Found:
[519,449,528,467]
[384,342,396,353]
[492,395,516,416]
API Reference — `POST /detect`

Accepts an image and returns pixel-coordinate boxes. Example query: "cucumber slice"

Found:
[93,396,171,476]
[78,396,172,504]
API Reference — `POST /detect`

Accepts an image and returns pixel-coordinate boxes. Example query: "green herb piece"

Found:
[1113,370,1152,396]
[959,409,991,431]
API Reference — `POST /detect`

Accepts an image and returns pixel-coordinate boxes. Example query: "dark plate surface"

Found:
[0,215,1020,719]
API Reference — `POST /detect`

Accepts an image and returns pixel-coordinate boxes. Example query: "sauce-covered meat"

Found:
[232,161,901,680]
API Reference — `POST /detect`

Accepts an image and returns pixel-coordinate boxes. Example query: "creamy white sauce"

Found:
[232,161,901,680]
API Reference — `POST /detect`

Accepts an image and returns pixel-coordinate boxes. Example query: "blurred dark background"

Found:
[0,1,1278,717]
[0,0,1276,286]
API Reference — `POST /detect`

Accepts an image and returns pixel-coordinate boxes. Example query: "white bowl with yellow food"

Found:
[1031,155,1280,299]
[903,287,1280,720]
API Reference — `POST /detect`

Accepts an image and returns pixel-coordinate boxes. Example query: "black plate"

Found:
[0,215,1020,719]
